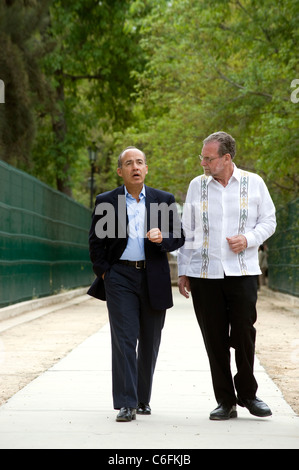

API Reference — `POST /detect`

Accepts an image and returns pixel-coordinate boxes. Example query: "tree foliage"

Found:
[0,0,147,200]
[0,0,53,166]
[125,0,299,205]
[0,0,298,206]
[32,0,147,197]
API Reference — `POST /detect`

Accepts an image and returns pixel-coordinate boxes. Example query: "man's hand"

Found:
[226,235,247,254]
[178,275,191,299]
[147,228,163,244]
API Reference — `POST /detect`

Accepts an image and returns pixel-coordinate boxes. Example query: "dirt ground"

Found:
[255,287,299,415]
[0,287,298,415]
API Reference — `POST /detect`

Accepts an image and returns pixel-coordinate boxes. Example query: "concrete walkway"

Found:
[0,289,298,449]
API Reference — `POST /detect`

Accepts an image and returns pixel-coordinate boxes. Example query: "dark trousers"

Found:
[104,263,166,409]
[189,275,258,406]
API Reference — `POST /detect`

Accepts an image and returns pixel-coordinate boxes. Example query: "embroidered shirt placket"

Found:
[201,176,209,278]
[238,171,249,275]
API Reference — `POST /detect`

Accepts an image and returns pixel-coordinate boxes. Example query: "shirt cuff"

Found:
[244,232,257,248]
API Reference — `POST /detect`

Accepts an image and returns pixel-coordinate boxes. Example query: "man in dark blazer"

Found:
[88,146,184,422]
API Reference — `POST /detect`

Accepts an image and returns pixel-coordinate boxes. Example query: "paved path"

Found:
[0,290,298,449]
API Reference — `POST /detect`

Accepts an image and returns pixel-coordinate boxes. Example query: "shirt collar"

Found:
[206,163,240,185]
[231,163,241,181]
[124,185,146,200]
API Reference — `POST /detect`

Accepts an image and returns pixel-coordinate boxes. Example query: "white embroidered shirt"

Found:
[177,164,276,278]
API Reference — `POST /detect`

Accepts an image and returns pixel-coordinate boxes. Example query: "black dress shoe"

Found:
[137,403,151,415]
[210,404,237,420]
[116,407,137,422]
[237,397,272,417]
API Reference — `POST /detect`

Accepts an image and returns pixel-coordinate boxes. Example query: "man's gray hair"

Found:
[117,146,147,168]
[203,131,236,160]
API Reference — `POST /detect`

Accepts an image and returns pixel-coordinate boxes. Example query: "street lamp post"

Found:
[88,146,97,209]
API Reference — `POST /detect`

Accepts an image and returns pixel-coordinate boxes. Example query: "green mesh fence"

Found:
[0,160,94,307]
[268,198,298,297]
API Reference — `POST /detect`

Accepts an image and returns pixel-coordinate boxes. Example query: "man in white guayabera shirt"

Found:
[178,131,276,421]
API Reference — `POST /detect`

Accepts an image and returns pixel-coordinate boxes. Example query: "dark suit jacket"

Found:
[87,184,185,310]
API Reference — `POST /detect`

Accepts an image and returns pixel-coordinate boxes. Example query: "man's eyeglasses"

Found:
[198,155,222,164]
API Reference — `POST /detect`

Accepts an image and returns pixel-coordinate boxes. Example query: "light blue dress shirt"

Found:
[120,186,146,261]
